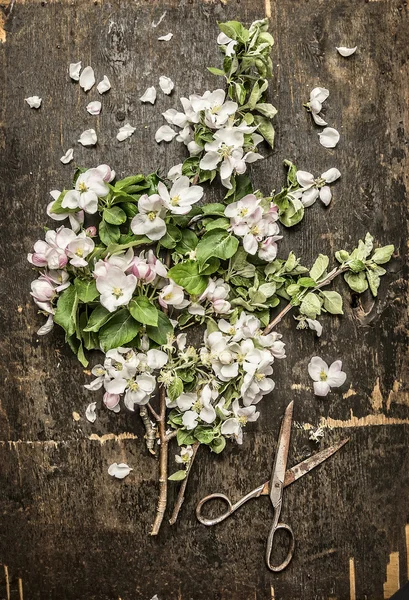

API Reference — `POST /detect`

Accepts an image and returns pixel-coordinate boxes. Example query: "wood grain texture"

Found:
[0,0,408,598]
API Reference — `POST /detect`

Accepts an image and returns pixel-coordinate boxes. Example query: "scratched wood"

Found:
[0,0,408,599]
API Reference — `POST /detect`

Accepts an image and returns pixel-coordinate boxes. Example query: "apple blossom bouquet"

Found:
[28,18,394,534]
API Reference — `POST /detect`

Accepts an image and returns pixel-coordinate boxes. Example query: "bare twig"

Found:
[139,406,156,455]
[169,441,200,526]
[147,402,161,422]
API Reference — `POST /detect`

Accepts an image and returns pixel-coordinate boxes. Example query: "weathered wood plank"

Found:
[0,0,408,598]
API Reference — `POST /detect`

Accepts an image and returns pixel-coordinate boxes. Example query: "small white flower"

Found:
[140,86,157,104]
[66,232,95,267]
[79,66,95,92]
[96,266,137,312]
[117,123,136,142]
[221,399,259,444]
[336,46,357,57]
[308,356,347,396]
[305,87,329,126]
[69,61,82,81]
[108,463,133,479]
[155,125,177,143]
[86,101,102,115]
[25,96,42,109]
[175,445,193,464]
[85,402,97,423]
[62,167,109,214]
[60,148,74,164]
[159,76,174,95]
[309,426,325,443]
[97,75,111,94]
[159,282,188,309]
[158,32,173,41]
[296,167,341,207]
[131,194,167,241]
[318,127,340,149]
[78,129,97,146]
[157,176,203,215]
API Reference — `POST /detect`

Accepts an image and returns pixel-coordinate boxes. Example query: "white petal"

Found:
[155,125,177,143]
[140,86,157,104]
[319,186,332,206]
[336,46,357,57]
[308,356,328,381]
[37,314,54,335]
[321,167,341,183]
[146,349,168,370]
[318,127,340,149]
[159,76,174,95]
[313,381,331,397]
[296,170,315,187]
[312,112,328,126]
[86,101,102,116]
[107,462,133,479]
[301,188,320,207]
[25,96,42,109]
[167,163,183,181]
[60,148,74,164]
[117,123,136,142]
[310,87,329,103]
[78,129,97,146]
[306,318,323,337]
[158,32,173,41]
[85,402,97,423]
[79,66,95,92]
[97,76,111,94]
[69,61,81,81]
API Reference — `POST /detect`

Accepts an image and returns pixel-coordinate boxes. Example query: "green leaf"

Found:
[348,259,366,273]
[254,103,277,119]
[103,206,127,225]
[104,236,151,256]
[74,279,99,303]
[168,261,208,296]
[207,67,225,76]
[199,257,220,275]
[77,342,89,367]
[99,309,140,352]
[210,437,226,454]
[284,160,298,188]
[218,20,248,42]
[168,376,183,402]
[146,311,174,345]
[366,269,381,297]
[159,224,182,249]
[176,429,196,446]
[344,271,368,294]
[371,245,394,265]
[279,196,304,227]
[310,254,329,282]
[194,426,216,444]
[234,82,246,105]
[84,305,113,332]
[174,229,198,254]
[205,217,230,232]
[300,292,322,319]
[115,174,146,190]
[129,296,159,326]
[54,286,78,337]
[321,291,344,315]
[297,277,316,288]
[202,203,226,216]
[258,282,276,297]
[233,174,253,201]
[253,115,275,148]
[335,250,350,264]
[99,221,120,246]
[48,191,77,215]
[168,470,187,481]
[196,230,239,268]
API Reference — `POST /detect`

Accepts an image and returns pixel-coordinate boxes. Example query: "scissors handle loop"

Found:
[265,520,295,572]
[196,484,265,526]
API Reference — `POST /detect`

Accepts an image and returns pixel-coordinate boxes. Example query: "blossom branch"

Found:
[169,441,200,526]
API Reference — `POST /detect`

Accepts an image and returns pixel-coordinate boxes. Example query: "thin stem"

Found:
[165,430,178,442]
[147,402,161,422]
[169,442,200,526]
[139,406,156,455]
[263,266,347,335]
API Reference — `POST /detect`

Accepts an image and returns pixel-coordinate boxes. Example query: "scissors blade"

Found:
[269,401,294,506]
[259,438,349,496]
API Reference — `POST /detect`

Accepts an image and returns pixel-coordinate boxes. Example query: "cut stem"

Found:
[169,441,200,526]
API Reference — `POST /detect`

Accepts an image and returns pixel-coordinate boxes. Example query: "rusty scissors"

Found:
[196,401,348,572]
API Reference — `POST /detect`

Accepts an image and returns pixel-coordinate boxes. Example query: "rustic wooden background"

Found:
[0,0,408,598]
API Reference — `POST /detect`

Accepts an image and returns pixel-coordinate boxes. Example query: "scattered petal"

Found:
[318,127,340,148]
[86,100,102,116]
[97,76,111,94]
[159,75,174,95]
[37,314,54,336]
[140,86,157,104]
[85,402,97,423]
[155,125,177,143]
[79,66,95,92]
[60,148,74,164]
[25,96,42,109]
[69,61,82,81]
[319,186,332,206]
[117,123,136,142]
[78,129,97,146]
[108,462,133,479]
[158,32,173,41]
[336,46,357,57]
[312,112,328,126]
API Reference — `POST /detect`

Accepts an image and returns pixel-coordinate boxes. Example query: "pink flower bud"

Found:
[85,226,97,237]
[103,392,120,410]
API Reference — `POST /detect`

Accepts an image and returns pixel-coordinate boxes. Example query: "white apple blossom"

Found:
[221,399,259,444]
[128,250,168,282]
[159,282,188,310]
[189,89,238,129]
[117,123,136,142]
[62,167,110,214]
[336,46,357,57]
[124,373,157,409]
[308,357,347,396]
[46,190,84,233]
[97,76,111,94]
[176,384,217,430]
[28,227,77,269]
[157,176,203,215]
[86,101,102,116]
[66,232,95,267]
[79,66,95,92]
[318,127,340,149]
[60,148,74,164]
[296,167,341,207]
[25,96,42,109]
[159,76,174,95]
[175,445,193,464]
[69,61,81,81]
[305,87,329,126]
[78,129,97,146]
[131,194,167,241]
[96,266,137,312]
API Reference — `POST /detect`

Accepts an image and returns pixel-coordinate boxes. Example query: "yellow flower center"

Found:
[219,143,233,158]
[239,208,249,217]
[78,182,88,193]
[238,415,248,426]
[228,326,236,335]
[211,104,221,114]
[148,211,157,221]
[75,248,84,257]
[114,362,123,371]
[255,372,265,382]
[112,287,123,299]
[250,225,260,235]
[320,370,328,381]
[193,400,202,412]
[127,380,139,391]
[170,195,180,206]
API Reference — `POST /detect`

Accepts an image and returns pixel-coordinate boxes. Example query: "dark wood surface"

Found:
[0,0,408,598]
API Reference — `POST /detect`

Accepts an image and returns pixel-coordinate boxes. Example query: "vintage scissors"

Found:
[196,401,349,572]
